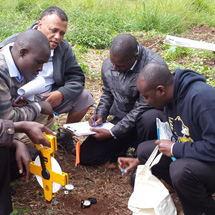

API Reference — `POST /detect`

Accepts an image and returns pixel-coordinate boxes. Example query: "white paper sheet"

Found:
[17,76,46,101]
[63,121,114,136]
[165,35,215,52]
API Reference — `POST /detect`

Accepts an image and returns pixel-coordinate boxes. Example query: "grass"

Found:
[0,0,215,81]
[1,0,215,48]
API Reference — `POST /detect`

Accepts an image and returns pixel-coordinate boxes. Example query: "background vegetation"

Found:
[1,0,215,48]
[0,0,215,87]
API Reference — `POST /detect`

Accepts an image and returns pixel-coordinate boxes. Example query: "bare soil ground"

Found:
[11,25,215,215]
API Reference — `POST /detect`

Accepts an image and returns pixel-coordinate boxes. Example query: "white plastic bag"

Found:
[128,146,177,215]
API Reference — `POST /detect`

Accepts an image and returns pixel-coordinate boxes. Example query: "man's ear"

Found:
[37,20,42,30]
[20,48,28,58]
[156,85,166,96]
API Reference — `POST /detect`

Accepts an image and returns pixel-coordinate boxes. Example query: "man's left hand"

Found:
[12,139,32,181]
[43,91,63,108]
[155,139,174,157]
[90,128,112,140]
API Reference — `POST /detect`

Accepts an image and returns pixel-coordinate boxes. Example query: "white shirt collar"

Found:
[129,44,139,71]
[3,45,23,82]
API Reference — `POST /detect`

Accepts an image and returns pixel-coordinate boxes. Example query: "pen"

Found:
[53,111,59,116]
[93,107,97,127]
[14,92,25,104]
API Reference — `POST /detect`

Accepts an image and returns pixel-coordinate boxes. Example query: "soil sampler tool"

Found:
[29,134,68,202]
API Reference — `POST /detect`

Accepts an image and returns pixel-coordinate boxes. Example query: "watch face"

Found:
[81,200,91,208]
[83,200,91,206]
[65,184,74,191]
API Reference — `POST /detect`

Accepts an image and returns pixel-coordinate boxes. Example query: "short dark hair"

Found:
[39,6,68,22]
[139,63,173,89]
[110,34,138,59]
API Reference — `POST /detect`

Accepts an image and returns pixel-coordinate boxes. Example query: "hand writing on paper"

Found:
[88,114,103,127]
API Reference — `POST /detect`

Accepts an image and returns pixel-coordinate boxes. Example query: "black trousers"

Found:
[80,109,164,166]
[0,148,13,215]
[137,140,215,215]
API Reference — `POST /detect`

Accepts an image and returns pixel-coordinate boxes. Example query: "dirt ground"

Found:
[11,25,215,215]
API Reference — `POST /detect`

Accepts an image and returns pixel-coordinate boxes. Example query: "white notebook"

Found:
[63,121,114,136]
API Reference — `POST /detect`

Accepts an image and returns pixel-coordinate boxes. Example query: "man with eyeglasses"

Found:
[80,34,167,166]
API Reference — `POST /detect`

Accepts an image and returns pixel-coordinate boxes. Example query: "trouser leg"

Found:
[136,140,172,185]
[0,148,12,215]
[80,119,138,166]
[170,158,215,215]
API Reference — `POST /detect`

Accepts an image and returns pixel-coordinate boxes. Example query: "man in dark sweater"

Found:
[118,63,215,215]
[80,34,167,166]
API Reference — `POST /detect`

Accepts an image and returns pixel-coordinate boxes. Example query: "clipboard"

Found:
[63,121,114,136]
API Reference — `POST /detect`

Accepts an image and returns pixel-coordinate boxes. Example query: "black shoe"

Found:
[56,129,77,155]
[130,169,136,188]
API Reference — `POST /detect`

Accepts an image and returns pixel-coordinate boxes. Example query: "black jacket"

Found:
[166,69,215,161]
[97,42,167,137]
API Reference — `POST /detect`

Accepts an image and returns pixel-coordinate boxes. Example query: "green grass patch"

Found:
[1,0,215,48]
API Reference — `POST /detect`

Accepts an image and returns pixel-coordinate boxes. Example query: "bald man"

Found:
[119,63,215,214]
[0,29,53,122]
[80,34,167,166]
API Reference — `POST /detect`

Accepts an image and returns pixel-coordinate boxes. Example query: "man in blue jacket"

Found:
[118,63,215,215]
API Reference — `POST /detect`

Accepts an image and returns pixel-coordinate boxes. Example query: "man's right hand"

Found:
[118,157,140,175]
[38,101,53,118]
[88,114,103,127]
[14,121,55,146]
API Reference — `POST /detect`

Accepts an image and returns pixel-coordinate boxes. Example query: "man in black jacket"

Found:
[80,34,167,166]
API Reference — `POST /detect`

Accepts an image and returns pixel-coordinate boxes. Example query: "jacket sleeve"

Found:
[173,108,215,162]
[111,95,152,138]
[53,41,85,101]
[0,73,40,122]
[96,62,114,121]
[0,120,14,147]
[96,84,114,121]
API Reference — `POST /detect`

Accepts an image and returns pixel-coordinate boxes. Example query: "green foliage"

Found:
[1,0,215,48]
[11,207,29,215]
[162,45,192,61]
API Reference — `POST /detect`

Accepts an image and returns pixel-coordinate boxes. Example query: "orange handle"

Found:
[75,141,81,167]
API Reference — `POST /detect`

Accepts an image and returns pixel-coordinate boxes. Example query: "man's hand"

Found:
[14,121,55,146]
[90,128,112,140]
[38,101,53,118]
[88,114,103,127]
[12,97,28,107]
[43,91,63,108]
[12,139,32,181]
[118,157,140,175]
[155,140,174,157]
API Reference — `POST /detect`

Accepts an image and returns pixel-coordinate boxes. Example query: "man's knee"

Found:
[169,159,194,188]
